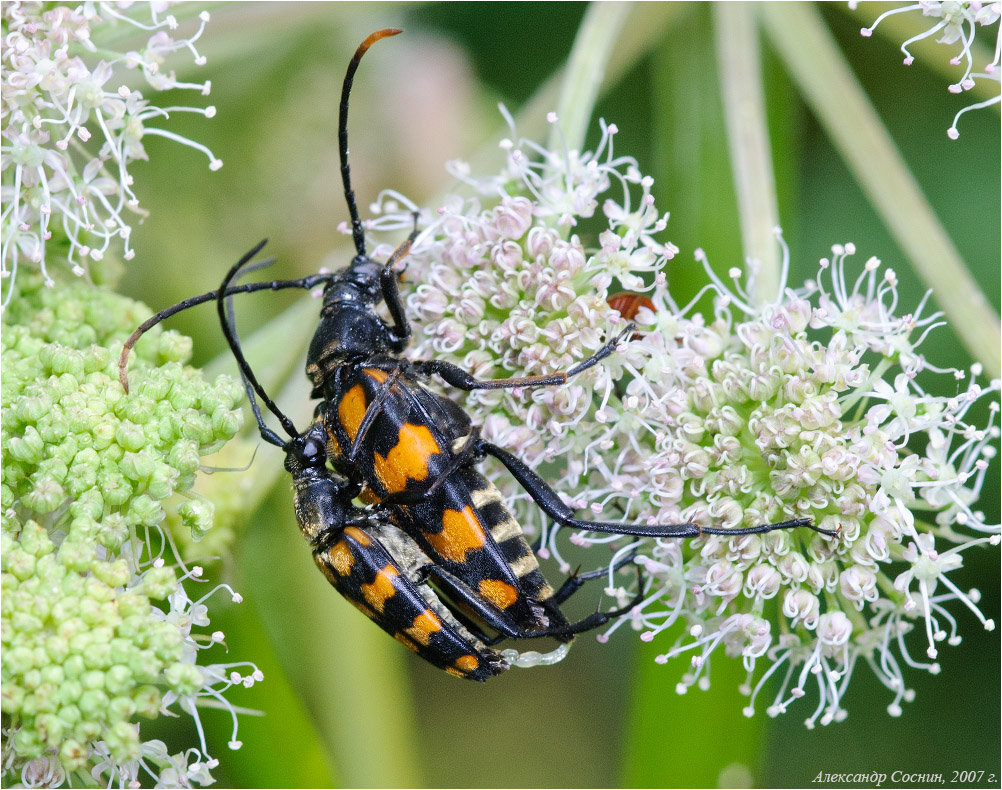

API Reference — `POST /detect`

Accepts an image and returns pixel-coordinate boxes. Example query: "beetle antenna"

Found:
[340,28,403,260]
[219,273,288,450]
[118,267,334,393]
[216,242,300,444]
[222,304,288,450]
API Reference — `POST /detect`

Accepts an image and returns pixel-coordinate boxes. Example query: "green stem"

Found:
[467,3,686,178]
[548,2,632,156]
[713,3,781,303]
[762,3,1001,377]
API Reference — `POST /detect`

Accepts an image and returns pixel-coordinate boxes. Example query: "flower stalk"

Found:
[548,1,630,158]
[713,3,781,303]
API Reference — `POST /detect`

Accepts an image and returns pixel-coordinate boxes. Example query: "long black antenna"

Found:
[223,292,286,450]
[215,241,300,444]
[118,269,333,393]
[339,28,402,259]
[218,258,289,450]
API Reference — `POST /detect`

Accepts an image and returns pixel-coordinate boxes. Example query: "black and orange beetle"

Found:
[120,29,839,680]
[211,248,508,680]
[297,29,837,651]
[211,244,638,680]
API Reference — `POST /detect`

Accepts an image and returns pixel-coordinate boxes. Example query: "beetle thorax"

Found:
[305,272,393,391]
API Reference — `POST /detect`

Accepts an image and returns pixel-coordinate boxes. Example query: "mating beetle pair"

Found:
[122,29,837,681]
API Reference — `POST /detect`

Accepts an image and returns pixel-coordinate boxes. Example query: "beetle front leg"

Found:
[498,562,645,640]
[414,324,636,392]
[380,237,413,351]
[550,549,640,606]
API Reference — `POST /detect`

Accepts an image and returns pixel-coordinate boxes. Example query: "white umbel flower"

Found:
[857,0,1002,138]
[366,111,999,725]
[1,1,219,307]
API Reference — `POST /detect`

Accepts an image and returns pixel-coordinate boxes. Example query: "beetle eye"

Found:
[302,437,324,464]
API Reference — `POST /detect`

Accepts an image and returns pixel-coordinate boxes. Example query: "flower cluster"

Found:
[1,1,218,307]
[1,271,258,787]
[856,0,1002,138]
[365,113,1000,725]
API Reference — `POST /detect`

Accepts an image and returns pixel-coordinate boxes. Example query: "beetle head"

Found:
[284,421,329,478]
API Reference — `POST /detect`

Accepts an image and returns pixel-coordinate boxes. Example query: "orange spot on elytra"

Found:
[327,541,354,576]
[394,632,420,653]
[314,556,340,587]
[347,597,376,619]
[427,506,486,563]
[404,609,442,646]
[454,655,479,672]
[344,526,372,546]
[364,367,389,383]
[373,423,440,494]
[360,565,399,613]
[339,385,368,443]
[478,579,519,610]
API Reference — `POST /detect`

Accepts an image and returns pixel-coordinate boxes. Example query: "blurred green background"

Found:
[116,3,999,787]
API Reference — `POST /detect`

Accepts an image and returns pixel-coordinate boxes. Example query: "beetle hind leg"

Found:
[513,561,646,640]
[550,548,640,606]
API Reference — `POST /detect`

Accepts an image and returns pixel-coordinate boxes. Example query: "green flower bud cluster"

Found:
[168,435,260,562]
[2,271,247,786]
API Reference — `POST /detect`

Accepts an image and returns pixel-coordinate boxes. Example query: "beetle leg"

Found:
[417,359,568,391]
[413,552,647,643]
[379,238,413,352]
[563,323,636,377]
[522,562,646,639]
[392,211,421,283]
[475,439,839,539]
[414,324,635,392]
[550,549,640,606]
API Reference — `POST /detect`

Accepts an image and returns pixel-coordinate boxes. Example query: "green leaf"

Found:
[622,637,766,787]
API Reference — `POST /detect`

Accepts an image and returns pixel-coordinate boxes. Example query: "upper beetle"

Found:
[119,29,839,677]
[299,30,838,649]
